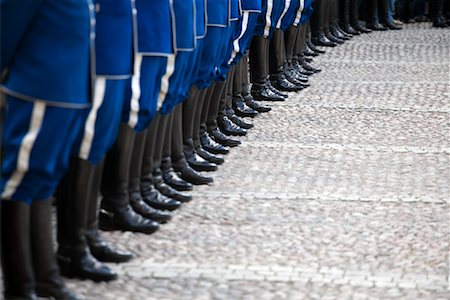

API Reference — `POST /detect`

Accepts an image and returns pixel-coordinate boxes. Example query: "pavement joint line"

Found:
[238,141,450,155]
[309,80,450,84]
[117,264,448,291]
[277,103,450,114]
[189,191,448,204]
[317,58,450,66]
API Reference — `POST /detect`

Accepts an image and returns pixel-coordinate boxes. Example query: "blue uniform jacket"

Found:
[230,0,242,21]
[95,0,133,77]
[173,0,196,51]
[207,0,229,26]
[241,0,262,11]
[1,0,94,108]
[135,0,174,55]
[300,0,313,24]
[195,0,207,38]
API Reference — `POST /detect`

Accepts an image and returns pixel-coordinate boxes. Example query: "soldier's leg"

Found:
[198,84,234,152]
[153,113,192,202]
[241,54,272,113]
[56,157,117,282]
[249,36,285,101]
[128,125,173,223]
[192,89,225,165]
[217,66,248,136]
[172,104,214,185]
[1,97,84,300]
[269,29,304,92]
[161,111,195,191]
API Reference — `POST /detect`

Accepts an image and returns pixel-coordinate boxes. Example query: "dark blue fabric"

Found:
[241,0,262,11]
[280,0,299,30]
[1,96,86,204]
[95,0,133,76]
[122,56,168,132]
[173,0,196,51]
[74,79,127,164]
[195,0,207,37]
[207,0,229,26]
[135,0,174,55]
[1,0,93,107]
[300,0,313,24]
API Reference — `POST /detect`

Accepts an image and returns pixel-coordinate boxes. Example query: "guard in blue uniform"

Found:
[55,0,140,283]
[0,1,93,299]
[99,0,176,233]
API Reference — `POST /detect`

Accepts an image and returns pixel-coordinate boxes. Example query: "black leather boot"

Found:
[57,158,117,282]
[161,156,194,191]
[172,156,214,185]
[1,200,38,300]
[184,137,218,171]
[153,168,193,202]
[30,200,79,300]
[128,128,174,222]
[195,145,225,165]
[86,160,135,263]
[217,114,247,136]
[232,59,258,118]
[199,131,230,154]
[140,179,182,211]
[240,53,271,113]
[249,36,285,101]
[208,127,241,147]
[226,106,254,129]
[100,123,161,234]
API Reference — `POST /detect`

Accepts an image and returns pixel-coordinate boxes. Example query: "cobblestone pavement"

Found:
[51,23,450,299]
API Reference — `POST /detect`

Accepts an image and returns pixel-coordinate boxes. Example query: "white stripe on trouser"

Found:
[293,0,305,26]
[228,12,250,65]
[128,54,143,129]
[157,54,176,111]
[2,101,46,199]
[79,77,107,160]
[264,0,274,38]
[276,0,292,28]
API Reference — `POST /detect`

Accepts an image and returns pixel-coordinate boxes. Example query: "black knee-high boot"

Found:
[241,53,272,113]
[32,199,79,299]
[140,114,181,211]
[311,0,338,46]
[249,36,285,101]
[347,0,365,33]
[183,87,218,171]
[329,0,349,40]
[57,158,117,282]
[285,25,311,85]
[192,88,226,164]
[198,84,235,151]
[270,29,304,92]
[218,66,248,135]
[85,159,137,260]
[153,113,192,202]
[172,104,214,185]
[231,60,258,119]
[128,126,173,222]
[367,0,388,30]
[100,123,160,234]
[1,200,38,300]
[161,110,195,191]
